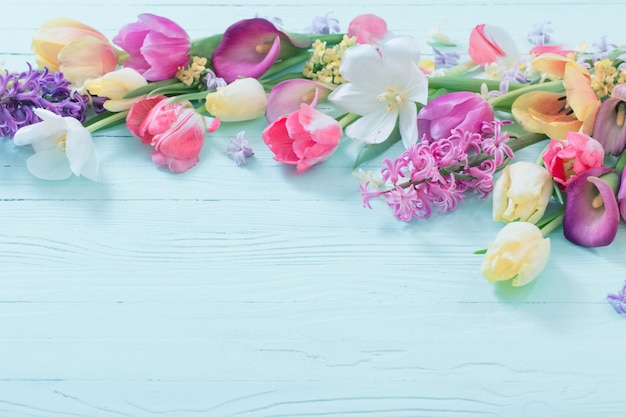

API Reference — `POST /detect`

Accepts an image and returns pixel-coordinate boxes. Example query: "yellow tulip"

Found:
[83,68,148,112]
[32,17,119,86]
[481,222,551,287]
[205,78,267,122]
[492,161,553,224]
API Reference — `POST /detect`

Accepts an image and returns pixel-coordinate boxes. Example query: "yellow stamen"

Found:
[255,43,273,54]
[56,134,67,152]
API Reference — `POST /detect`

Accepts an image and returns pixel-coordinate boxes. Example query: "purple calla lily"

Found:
[593,84,626,155]
[563,166,620,247]
[212,18,311,83]
[265,79,334,123]
[617,168,626,221]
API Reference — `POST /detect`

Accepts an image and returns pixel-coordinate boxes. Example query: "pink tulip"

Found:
[417,91,494,141]
[347,14,392,48]
[113,14,191,82]
[262,103,342,173]
[127,94,220,173]
[468,24,519,66]
[542,131,605,189]
[265,79,333,123]
[212,18,311,83]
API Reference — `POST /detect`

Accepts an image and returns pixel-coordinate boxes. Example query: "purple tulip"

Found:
[113,14,191,82]
[417,91,494,141]
[563,166,620,247]
[265,79,333,123]
[593,84,626,155]
[212,18,311,83]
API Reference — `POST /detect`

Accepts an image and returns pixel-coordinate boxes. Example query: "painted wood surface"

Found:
[1,1,625,416]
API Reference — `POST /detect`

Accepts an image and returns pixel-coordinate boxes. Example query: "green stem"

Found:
[442,59,478,77]
[259,50,311,81]
[538,209,564,237]
[488,79,564,109]
[86,111,129,133]
[338,112,360,128]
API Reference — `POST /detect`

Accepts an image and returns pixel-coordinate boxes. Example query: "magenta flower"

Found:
[265,79,333,123]
[563,167,620,247]
[617,168,626,221]
[113,13,191,82]
[417,92,494,141]
[593,84,626,156]
[212,18,311,83]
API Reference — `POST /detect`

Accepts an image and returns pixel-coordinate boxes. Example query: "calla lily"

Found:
[593,84,626,155]
[617,168,626,221]
[512,61,600,140]
[211,18,311,83]
[265,79,334,123]
[563,167,620,247]
[13,108,98,181]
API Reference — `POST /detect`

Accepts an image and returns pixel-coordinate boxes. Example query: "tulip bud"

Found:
[83,68,148,112]
[205,78,268,122]
[481,221,551,286]
[492,161,554,224]
[417,91,494,141]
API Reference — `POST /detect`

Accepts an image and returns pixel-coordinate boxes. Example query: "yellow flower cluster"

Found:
[591,58,626,99]
[302,35,356,85]
[176,56,208,86]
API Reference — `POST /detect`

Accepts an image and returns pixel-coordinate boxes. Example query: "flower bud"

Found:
[481,221,550,287]
[83,68,148,112]
[492,161,553,224]
[417,91,493,141]
[205,78,268,122]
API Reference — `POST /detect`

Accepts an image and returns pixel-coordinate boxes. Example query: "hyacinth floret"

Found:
[360,120,515,222]
[0,64,88,138]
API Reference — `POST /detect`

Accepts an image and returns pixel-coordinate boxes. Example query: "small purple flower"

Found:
[226,131,254,166]
[592,35,618,61]
[304,12,341,34]
[0,64,88,138]
[527,21,553,46]
[608,281,626,314]
[500,58,530,84]
[203,69,227,90]
[433,47,460,69]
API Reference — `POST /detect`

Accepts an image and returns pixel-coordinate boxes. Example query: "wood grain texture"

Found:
[1,1,626,416]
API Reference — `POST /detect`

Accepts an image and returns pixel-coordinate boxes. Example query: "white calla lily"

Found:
[328,35,429,148]
[13,109,99,181]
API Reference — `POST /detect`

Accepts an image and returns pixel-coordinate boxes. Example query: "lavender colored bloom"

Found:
[500,59,530,84]
[203,69,227,90]
[607,281,626,314]
[226,131,254,166]
[527,21,553,46]
[592,35,618,61]
[304,12,341,34]
[0,64,88,138]
[433,47,460,69]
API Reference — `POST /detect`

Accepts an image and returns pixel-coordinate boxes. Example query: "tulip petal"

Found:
[265,79,332,123]
[564,167,619,247]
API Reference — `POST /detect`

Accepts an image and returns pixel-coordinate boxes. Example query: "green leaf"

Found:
[473,248,488,255]
[352,127,401,169]
[123,78,181,98]
[189,34,224,63]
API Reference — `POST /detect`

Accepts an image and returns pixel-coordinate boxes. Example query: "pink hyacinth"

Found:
[113,14,191,82]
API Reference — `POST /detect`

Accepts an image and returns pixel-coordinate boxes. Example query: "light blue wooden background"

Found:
[1,1,626,416]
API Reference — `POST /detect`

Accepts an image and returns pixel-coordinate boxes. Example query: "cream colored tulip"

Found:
[205,78,267,122]
[481,221,550,286]
[32,18,119,86]
[492,161,554,224]
[83,68,148,112]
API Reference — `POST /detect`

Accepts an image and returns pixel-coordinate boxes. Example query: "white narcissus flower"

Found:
[492,161,554,224]
[328,35,429,148]
[13,108,99,181]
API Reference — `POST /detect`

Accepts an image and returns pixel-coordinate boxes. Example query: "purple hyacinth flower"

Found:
[227,131,254,166]
[0,64,88,138]
[607,281,626,314]
[563,166,620,247]
[212,18,311,83]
